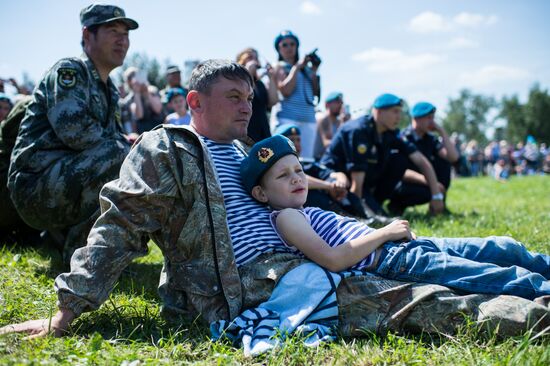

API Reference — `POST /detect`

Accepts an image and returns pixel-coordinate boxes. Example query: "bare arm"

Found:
[350,171,365,198]
[317,114,333,148]
[433,123,459,163]
[265,65,279,108]
[276,58,308,97]
[146,86,163,114]
[276,209,412,272]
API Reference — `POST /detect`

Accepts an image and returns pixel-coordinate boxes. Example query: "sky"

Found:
[2,0,550,119]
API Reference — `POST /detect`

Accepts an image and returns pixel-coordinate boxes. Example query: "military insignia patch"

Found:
[258,147,274,163]
[357,144,367,154]
[113,9,122,17]
[57,68,77,89]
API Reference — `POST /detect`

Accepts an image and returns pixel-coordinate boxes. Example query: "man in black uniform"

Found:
[321,94,445,216]
[391,102,459,214]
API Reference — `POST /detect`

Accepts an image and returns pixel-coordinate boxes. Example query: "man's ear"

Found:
[186,90,201,113]
[251,185,268,203]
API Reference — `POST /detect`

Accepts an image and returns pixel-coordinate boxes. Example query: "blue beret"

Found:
[325,91,343,103]
[240,135,298,194]
[0,92,12,103]
[274,30,300,51]
[166,87,187,103]
[373,93,402,109]
[411,102,436,118]
[274,123,301,137]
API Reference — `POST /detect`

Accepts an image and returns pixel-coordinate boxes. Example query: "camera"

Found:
[305,48,322,67]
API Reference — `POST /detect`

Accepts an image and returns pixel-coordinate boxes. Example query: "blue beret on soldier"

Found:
[240,135,298,194]
[80,3,139,29]
[274,30,300,51]
[411,102,436,118]
[373,93,402,109]
[274,123,301,137]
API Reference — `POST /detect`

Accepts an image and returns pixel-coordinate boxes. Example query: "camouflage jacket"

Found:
[54,125,550,336]
[55,125,244,322]
[8,53,128,177]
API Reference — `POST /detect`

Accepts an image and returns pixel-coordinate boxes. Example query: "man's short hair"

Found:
[188,59,253,95]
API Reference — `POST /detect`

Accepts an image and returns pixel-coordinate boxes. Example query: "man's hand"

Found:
[0,309,75,339]
[429,199,445,215]
[328,182,347,202]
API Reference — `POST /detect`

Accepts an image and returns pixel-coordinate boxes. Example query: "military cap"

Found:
[240,135,298,194]
[274,30,300,51]
[411,102,436,118]
[0,92,12,106]
[166,87,186,103]
[325,91,343,103]
[80,3,139,30]
[373,93,402,109]
[274,123,301,137]
[166,65,181,74]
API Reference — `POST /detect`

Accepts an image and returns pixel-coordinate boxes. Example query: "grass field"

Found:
[1,175,549,365]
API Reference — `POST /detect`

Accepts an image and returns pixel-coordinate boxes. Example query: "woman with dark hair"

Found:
[271,30,320,159]
[236,48,278,142]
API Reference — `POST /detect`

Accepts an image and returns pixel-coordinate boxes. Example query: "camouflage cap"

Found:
[80,3,139,30]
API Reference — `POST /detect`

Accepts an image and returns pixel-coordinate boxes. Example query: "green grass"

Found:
[1,176,549,365]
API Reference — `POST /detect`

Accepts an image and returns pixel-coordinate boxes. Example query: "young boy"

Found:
[240,135,550,300]
[164,87,191,126]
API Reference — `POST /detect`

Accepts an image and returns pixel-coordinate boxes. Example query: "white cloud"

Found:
[300,1,322,15]
[458,65,530,87]
[352,47,444,72]
[448,36,479,49]
[409,11,498,33]
[454,12,498,27]
[409,11,450,33]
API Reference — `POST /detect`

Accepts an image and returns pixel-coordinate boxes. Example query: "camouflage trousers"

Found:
[239,253,550,338]
[9,139,129,260]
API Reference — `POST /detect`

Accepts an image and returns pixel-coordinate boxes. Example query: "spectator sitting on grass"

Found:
[242,134,550,299]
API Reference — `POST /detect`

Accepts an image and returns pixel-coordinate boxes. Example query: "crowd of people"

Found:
[0,3,549,352]
[456,137,550,180]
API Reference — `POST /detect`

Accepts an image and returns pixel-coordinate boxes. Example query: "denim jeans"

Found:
[374,236,550,300]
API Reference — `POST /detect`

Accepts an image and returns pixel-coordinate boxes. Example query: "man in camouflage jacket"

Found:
[7,4,137,261]
[2,60,548,339]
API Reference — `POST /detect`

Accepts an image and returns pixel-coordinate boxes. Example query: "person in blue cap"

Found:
[321,93,445,216]
[274,123,380,222]
[271,30,321,159]
[313,91,345,160]
[241,134,550,300]
[391,102,459,214]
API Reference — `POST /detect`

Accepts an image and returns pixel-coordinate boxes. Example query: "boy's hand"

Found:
[380,220,414,242]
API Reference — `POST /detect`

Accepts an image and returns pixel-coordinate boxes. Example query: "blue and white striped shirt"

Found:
[203,137,292,266]
[271,207,376,270]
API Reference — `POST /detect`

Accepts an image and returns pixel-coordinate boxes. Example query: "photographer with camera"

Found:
[272,30,321,159]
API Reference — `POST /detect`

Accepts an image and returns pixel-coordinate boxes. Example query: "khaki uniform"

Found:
[55,126,549,336]
[8,54,130,258]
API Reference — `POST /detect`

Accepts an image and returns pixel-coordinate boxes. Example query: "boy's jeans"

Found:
[375,236,550,300]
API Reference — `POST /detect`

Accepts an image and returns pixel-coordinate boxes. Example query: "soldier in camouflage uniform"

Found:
[7,4,138,261]
[1,60,548,340]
